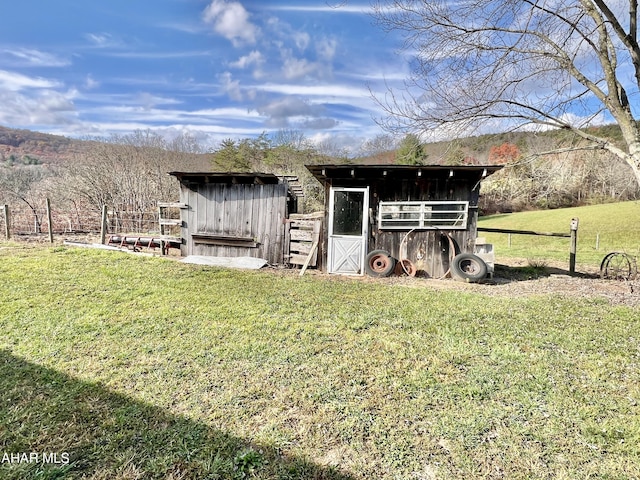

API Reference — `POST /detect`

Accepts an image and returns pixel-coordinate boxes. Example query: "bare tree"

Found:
[357,134,399,158]
[63,131,183,232]
[0,166,49,233]
[370,0,640,186]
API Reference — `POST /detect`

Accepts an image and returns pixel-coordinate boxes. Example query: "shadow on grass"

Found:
[492,263,598,283]
[0,349,353,480]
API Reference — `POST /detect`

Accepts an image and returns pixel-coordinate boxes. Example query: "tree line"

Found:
[0,127,638,235]
[0,129,335,234]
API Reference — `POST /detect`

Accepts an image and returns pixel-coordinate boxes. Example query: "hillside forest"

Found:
[0,125,638,234]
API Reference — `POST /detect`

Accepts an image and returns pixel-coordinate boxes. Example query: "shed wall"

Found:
[371,176,478,277]
[323,174,481,278]
[180,182,287,264]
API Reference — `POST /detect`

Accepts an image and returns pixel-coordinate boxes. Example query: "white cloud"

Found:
[1,48,70,67]
[316,37,338,61]
[202,0,259,46]
[0,70,61,91]
[135,92,181,111]
[267,4,372,14]
[85,33,118,47]
[299,117,339,129]
[255,96,341,130]
[258,96,318,119]
[258,82,369,99]
[106,50,213,60]
[229,50,264,69]
[85,75,100,90]
[293,31,310,51]
[219,71,244,101]
[281,55,319,80]
[0,90,76,126]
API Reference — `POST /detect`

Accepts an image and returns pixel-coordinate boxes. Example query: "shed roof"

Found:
[169,171,281,184]
[168,171,304,197]
[306,164,504,183]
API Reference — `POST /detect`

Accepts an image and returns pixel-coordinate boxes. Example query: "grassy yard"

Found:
[478,200,640,268]
[1,244,639,479]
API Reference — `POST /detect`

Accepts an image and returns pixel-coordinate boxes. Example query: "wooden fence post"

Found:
[100,205,108,244]
[46,198,54,243]
[2,204,9,240]
[569,218,579,274]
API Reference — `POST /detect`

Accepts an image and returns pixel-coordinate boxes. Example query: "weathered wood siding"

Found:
[371,176,479,278]
[179,182,287,264]
[322,173,481,278]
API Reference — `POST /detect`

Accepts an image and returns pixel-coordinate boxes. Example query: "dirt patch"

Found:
[424,271,640,308]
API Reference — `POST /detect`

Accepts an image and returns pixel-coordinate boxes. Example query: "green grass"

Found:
[1,244,639,479]
[478,200,640,267]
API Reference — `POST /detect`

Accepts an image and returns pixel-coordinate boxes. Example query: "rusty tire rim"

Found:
[395,259,417,277]
[369,253,392,274]
[401,259,417,277]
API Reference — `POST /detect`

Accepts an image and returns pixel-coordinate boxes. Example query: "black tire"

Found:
[451,253,488,282]
[365,250,396,277]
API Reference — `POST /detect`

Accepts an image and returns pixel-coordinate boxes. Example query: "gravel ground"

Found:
[307,257,640,308]
[388,259,640,308]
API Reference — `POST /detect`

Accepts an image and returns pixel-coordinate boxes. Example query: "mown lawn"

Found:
[478,200,640,267]
[1,244,639,479]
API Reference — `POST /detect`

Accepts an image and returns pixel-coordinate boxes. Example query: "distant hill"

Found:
[0,126,212,171]
[0,126,92,164]
[0,121,627,169]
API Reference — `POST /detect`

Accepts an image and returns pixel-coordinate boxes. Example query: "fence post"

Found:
[100,205,108,244]
[46,198,54,243]
[569,218,579,274]
[2,204,9,240]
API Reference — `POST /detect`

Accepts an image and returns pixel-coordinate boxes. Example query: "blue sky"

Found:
[0,0,409,152]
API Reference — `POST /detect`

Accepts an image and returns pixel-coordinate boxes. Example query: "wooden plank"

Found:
[290,242,314,254]
[287,218,321,266]
[287,219,318,229]
[159,219,182,226]
[197,184,207,233]
[255,184,267,260]
[225,185,238,236]
[157,202,188,209]
[299,241,319,276]
[283,216,291,263]
[2,204,9,240]
[287,253,310,265]
[242,183,253,237]
[192,233,255,241]
[290,212,324,221]
[274,184,286,264]
[290,229,314,241]
[192,235,257,248]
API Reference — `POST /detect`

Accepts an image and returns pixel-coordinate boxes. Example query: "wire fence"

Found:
[0,200,177,240]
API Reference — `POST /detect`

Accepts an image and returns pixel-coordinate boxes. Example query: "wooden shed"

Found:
[306,164,503,278]
[169,172,300,265]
